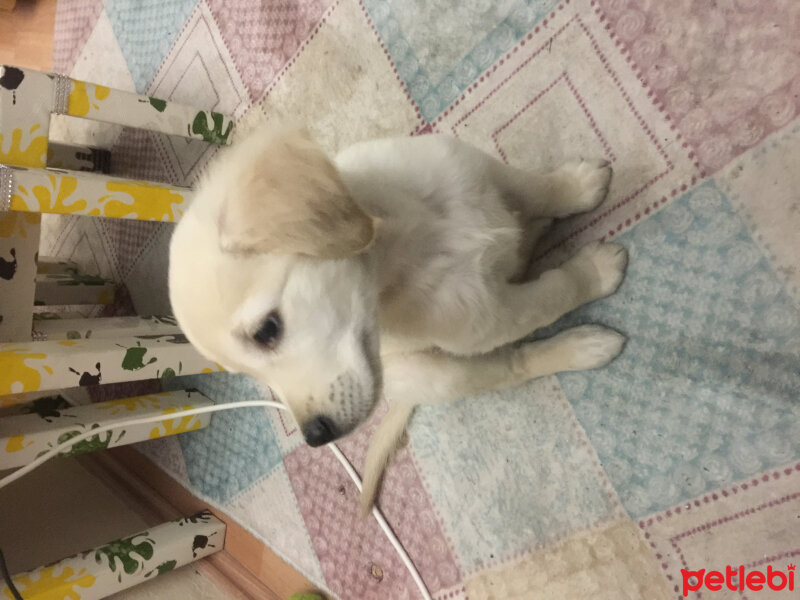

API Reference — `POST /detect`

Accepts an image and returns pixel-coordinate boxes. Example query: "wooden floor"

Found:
[0,1,319,596]
[0,0,57,71]
[86,448,317,599]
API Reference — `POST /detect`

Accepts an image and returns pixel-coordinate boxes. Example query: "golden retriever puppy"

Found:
[169,127,628,512]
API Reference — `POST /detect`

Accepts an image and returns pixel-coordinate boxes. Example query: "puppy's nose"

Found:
[302,415,339,447]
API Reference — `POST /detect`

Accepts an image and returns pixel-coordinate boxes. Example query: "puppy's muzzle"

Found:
[302,415,340,447]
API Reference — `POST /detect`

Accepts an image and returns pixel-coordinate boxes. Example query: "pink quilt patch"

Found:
[597,0,800,173]
[207,0,335,101]
[283,402,461,599]
[641,463,800,599]
[52,0,105,73]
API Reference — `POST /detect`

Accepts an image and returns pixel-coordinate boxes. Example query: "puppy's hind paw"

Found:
[554,159,613,215]
[558,325,626,371]
[571,240,628,299]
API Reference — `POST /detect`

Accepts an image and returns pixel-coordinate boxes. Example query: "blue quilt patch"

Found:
[106,0,200,92]
[363,0,560,120]
[163,372,284,504]
[409,379,619,573]
[553,181,800,518]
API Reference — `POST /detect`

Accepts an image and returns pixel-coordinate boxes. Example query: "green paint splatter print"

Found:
[93,533,155,581]
[149,97,167,112]
[117,341,157,371]
[189,111,233,144]
[56,425,125,456]
[145,560,177,578]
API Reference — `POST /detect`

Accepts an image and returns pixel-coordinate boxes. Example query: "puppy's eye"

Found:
[254,311,282,348]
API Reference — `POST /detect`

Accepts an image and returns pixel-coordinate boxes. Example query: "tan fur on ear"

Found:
[218,128,376,258]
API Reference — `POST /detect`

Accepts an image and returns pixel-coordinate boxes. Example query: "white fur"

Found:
[169,129,628,514]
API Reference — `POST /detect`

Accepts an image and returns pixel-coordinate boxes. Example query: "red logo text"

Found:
[681,564,795,596]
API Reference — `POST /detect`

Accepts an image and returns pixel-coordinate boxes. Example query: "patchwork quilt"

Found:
[46,0,800,598]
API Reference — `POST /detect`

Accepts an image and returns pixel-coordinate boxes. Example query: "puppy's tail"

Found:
[360,401,416,516]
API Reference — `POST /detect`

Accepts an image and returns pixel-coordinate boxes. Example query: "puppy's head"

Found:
[169,127,381,446]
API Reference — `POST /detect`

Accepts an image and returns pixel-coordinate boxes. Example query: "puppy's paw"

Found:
[557,325,626,371]
[571,241,628,299]
[554,159,612,215]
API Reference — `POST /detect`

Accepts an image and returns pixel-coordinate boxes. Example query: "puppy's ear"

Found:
[218,128,376,259]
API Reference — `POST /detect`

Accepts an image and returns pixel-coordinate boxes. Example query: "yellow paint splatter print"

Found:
[0,346,49,394]
[0,126,47,168]
[100,180,185,221]
[149,404,202,439]
[0,211,40,239]
[2,565,95,600]
[97,395,163,416]
[10,174,87,214]
[67,80,110,117]
[5,435,33,453]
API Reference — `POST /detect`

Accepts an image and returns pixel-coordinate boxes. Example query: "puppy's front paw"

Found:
[555,159,612,214]
[557,325,626,371]
[571,241,628,298]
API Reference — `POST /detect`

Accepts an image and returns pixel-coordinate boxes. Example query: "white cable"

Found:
[0,401,284,489]
[327,443,433,600]
[0,399,433,600]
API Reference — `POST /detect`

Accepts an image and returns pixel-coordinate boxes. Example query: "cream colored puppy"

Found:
[169,127,628,512]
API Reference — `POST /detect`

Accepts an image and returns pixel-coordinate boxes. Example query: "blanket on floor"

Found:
[46,0,800,597]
